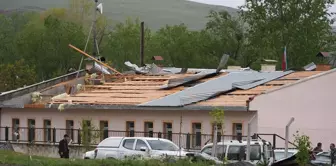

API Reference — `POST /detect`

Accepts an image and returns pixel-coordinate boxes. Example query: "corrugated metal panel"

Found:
[161,70,217,89]
[139,71,263,107]
[233,71,293,90]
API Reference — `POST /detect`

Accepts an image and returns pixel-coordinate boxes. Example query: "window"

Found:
[123,139,135,150]
[43,120,51,142]
[135,139,148,151]
[192,123,202,148]
[211,123,223,143]
[144,122,153,137]
[227,145,261,161]
[65,120,74,140]
[27,119,35,142]
[126,121,135,137]
[201,145,227,160]
[147,140,179,151]
[163,122,172,141]
[12,119,20,141]
[100,121,109,141]
[201,147,212,155]
[232,123,243,140]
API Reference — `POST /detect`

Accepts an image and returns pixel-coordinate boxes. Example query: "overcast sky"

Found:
[189,0,336,12]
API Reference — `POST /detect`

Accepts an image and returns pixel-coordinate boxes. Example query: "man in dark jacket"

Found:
[58,134,70,158]
[330,143,336,166]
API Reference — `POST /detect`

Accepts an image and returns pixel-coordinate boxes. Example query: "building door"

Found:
[100,121,109,141]
[232,123,243,140]
[212,123,223,143]
[65,120,74,140]
[163,122,172,141]
[144,122,153,137]
[192,123,202,148]
[126,121,135,137]
[27,119,35,142]
[43,120,51,142]
[12,119,20,141]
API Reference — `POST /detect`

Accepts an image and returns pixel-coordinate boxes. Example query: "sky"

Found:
[189,0,336,12]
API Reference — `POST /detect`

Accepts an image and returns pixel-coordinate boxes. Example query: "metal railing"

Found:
[0,126,247,150]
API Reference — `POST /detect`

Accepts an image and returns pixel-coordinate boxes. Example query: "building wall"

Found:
[250,70,336,149]
[0,108,257,145]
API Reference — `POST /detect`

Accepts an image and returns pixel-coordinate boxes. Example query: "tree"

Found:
[293,131,312,166]
[15,14,86,80]
[240,0,335,69]
[209,108,225,159]
[206,10,245,62]
[0,59,37,92]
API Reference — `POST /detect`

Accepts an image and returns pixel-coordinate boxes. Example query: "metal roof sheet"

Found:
[139,71,265,107]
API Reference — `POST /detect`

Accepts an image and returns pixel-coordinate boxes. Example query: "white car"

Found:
[273,149,298,161]
[84,137,190,160]
[199,140,273,165]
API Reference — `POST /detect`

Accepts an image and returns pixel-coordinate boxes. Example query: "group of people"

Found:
[313,142,336,164]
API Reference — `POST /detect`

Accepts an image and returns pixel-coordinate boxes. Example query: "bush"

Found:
[0,150,215,166]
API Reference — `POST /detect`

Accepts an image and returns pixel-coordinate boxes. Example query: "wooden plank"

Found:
[69,44,122,75]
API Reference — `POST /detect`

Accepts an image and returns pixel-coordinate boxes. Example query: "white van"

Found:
[88,137,189,160]
[199,140,273,164]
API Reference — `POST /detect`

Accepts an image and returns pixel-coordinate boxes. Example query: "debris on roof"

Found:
[124,61,171,75]
[140,71,293,107]
[152,56,164,61]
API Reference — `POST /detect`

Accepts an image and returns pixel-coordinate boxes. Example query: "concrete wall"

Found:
[0,142,88,159]
[250,70,336,149]
[0,108,257,146]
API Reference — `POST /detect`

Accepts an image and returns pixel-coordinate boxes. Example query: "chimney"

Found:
[316,64,331,71]
[227,66,241,70]
[140,21,145,67]
[316,52,332,71]
[261,64,276,72]
[261,59,277,72]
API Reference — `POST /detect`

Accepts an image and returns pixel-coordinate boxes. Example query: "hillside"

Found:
[0,0,238,30]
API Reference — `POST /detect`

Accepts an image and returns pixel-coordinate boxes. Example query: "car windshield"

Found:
[147,140,179,151]
[275,152,294,160]
[227,145,261,161]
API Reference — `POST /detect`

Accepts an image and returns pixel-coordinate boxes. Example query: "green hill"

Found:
[0,0,238,30]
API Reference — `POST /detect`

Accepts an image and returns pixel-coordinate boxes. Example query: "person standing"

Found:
[58,134,70,159]
[313,142,323,154]
[330,143,336,166]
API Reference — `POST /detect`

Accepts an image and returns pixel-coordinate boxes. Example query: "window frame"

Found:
[122,139,136,150]
[135,139,149,151]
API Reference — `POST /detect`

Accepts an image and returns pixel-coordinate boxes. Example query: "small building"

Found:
[251,69,336,148]
[0,67,332,149]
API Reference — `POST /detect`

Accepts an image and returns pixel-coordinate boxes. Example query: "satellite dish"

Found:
[97,3,103,14]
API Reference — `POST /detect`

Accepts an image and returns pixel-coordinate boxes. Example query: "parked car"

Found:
[83,150,95,159]
[273,149,298,161]
[198,140,273,165]
[311,151,331,166]
[84,137,191,160]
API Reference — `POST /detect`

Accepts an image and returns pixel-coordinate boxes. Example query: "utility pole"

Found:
[93,0,98,58]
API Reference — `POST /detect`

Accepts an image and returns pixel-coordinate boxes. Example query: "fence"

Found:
[0,126,247,150]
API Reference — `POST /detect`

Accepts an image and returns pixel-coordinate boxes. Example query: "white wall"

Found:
[250,70,336,150]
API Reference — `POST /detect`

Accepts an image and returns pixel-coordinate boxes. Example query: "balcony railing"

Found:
[0,126,247,150]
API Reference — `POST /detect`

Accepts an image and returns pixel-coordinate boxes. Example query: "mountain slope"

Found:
[0,0,238,30]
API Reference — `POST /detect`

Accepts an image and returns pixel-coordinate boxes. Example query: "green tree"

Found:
[206,10,245,62]
[0,59,37,92]
[15,13,86,80]
[240,0,335,69]
[293,131,312,166]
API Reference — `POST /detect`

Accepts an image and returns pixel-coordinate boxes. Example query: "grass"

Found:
[0,150,215,166]
[0,0,238,30]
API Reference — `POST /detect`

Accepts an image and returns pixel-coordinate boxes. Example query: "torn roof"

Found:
[41,70,325,110]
